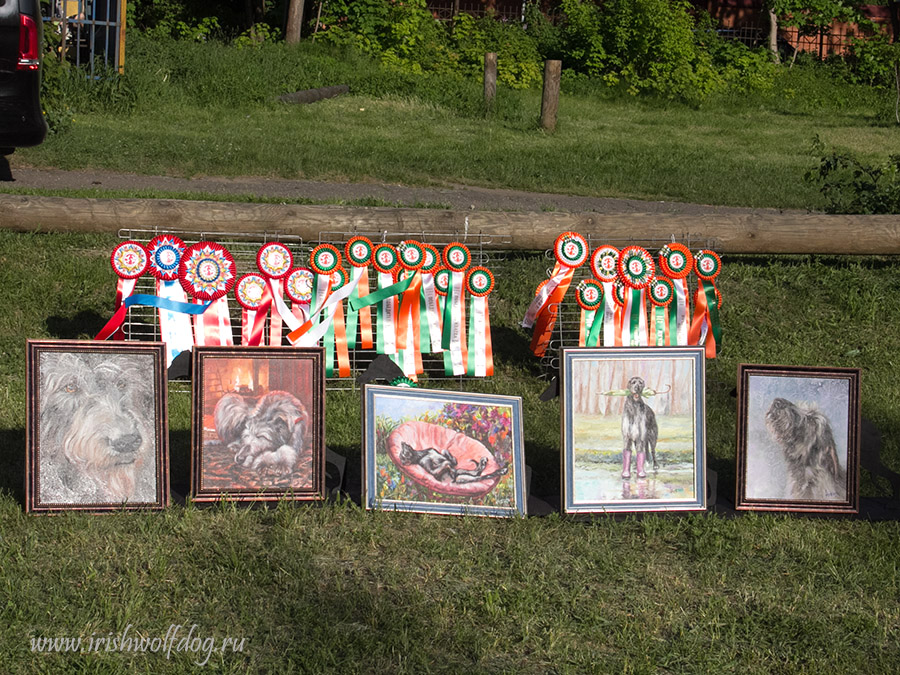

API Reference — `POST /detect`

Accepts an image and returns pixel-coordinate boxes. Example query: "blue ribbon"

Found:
[123,294,211,314]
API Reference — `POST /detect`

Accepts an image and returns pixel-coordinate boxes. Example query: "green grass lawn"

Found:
[5,37,895,211]
[2,232,900,672]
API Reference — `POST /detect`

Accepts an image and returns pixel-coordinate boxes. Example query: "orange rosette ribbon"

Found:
[689,250,723,357]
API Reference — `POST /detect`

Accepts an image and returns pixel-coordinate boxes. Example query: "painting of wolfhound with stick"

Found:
[736,364,859,513]
[191,347,325,502]
[561,347,706,514]
[26,341,169,513]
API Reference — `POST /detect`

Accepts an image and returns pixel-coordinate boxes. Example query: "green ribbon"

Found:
[419,287,431,354]
[667,303,677,345]
[586,309,602,347]
[702,280,722,353]
[466,295,476,376]
[441,273,456,351]
[629,288,641,346]
[346,279,360,349]
[325,318,335,377]
[349,274,414,311]
[653,306,665,346]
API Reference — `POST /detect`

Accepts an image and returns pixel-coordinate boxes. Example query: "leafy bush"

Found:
[807,140,900,214]
[451,14,542,89]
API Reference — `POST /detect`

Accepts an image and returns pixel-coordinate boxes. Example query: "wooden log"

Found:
[484,53,497,109]
[1,194,900,255]
[540,60,561,132]
[278,85,349,105]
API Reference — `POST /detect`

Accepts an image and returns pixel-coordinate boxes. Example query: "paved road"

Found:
[1,165,803,217]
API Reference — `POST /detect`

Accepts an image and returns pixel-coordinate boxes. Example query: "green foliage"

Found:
[39,22,73,134]
[234,23,283,49]
[807,140,900,214]
[844,32,900,88]
[451,14,543,89]
[769,0,859,38]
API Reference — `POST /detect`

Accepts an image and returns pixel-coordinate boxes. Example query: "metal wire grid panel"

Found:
[118,227,511,391]
[537,233,720,375]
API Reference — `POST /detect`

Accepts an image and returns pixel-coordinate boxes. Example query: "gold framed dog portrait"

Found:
[736,364,860,514]
[191,346,325,503]
[561,347,707,514]
[26,340,169,513]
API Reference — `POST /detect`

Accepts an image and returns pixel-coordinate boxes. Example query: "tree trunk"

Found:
[285,0,305,43]
[768,9,781,64]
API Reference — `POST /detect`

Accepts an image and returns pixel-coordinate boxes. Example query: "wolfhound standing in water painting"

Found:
[35,350,160,506]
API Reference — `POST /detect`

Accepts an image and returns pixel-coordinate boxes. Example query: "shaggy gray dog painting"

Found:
[214,391,308,476]
[38,352,158,505]
[766,397,846,501]
[621,376,659,479]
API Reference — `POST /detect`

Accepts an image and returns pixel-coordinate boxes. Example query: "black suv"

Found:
[0,0,47,153]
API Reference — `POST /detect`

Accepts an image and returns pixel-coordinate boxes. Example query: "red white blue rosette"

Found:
[146,236,184,281]
[111,241,149,280]
[179,242,236,301]
[235,274,270,310]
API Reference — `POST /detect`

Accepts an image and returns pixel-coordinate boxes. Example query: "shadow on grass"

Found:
[0,428,26,506]
[45,310,107,339]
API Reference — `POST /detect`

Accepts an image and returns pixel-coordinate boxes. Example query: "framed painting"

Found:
[191,346,325,502]
[561,347,706,514]
[26,340,169,513]
[736,364,860,514]
[363,385,526,517]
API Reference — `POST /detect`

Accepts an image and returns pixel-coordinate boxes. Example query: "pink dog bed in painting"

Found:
[387,421,504,498]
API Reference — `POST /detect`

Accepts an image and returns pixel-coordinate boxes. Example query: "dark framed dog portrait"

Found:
[736,364,860,514]
[561,347,707,514]
[191,346,325,502]
[363,385,526,517]
[26,340,169,513]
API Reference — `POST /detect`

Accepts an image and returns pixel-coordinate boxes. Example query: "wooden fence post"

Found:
[540,60,561,132]
[484,53,497,110]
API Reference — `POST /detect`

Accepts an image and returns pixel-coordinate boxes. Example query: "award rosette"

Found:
[286,244,342,347]
[617,245,655,347]
[648,276,676,346]
[576,279,604,347]
[441,242,472,376]
[590,245,620,347]
[235,273,272,346]
[108,241,149,341]
[344,236,374,350]
[325,267,351,377]
[658,243,693,346]
[179,241,236,346]
[146,235,193,365]
[285,266,314,323]
[689,250,723,357]
[347,243,401,355]
[419,244,443,354]
[466,267,495,377]
[524,232,588,357]
[256,242,294,346]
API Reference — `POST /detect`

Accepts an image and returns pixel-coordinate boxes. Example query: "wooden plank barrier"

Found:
[1,194,899,254]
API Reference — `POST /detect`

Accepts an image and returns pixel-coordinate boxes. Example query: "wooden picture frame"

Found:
[736,364,860,514]
[561,347,707,514]
[191,346,325,502]
[26,340,169,513]
[363,385,526,517]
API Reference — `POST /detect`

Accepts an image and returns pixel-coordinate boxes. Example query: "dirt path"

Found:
[1,166,804,217]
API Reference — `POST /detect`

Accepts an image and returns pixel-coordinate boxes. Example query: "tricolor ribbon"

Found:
[523,232,588,357]
[257,242,294,346]
[147,235,193,367]
[689,250,723,358]
[109,241,149,341]
[344,237,375,350]
[433,268,454,375]
[466,267,495,377]
[395,241,426,353]
[441,243,471,376]
[420,245,443,353]
[353,244,403,355]
[576,279,604,347]
[658,243,694,346]
[324,268,351,377]
[612,280,627,346]
[179,241,236,347]
[235,274,272,346]
[618,246,655,347]
[590,245,620,347]
[648,277,676,346]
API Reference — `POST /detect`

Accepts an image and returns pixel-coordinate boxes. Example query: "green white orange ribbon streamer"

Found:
[466,267,494,377]
[344,237,374,350]
[576,279,604,347]
[590,245,619,347]
[441,243,471,376]
[618,246,655,347]
[420,244,443,353]
[648,276,676,346]
[524,232,588,357]
[657,243,693,346]
[689,250,723,358]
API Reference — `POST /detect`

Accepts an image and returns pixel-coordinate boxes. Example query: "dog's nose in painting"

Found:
[111,433,142,455]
